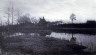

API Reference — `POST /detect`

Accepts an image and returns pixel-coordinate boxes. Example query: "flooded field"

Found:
[0,32,96,55]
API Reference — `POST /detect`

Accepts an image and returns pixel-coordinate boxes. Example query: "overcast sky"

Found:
[0,0,96,23]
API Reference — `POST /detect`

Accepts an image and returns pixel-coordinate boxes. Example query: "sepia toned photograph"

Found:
[0,0,96,55]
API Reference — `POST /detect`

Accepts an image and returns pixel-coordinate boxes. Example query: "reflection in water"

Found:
[70,33,76,44]
[48,32,96,52]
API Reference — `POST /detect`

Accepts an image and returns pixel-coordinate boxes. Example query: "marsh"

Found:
[0,31,95,55]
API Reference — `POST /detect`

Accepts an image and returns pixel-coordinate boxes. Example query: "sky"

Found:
[0,0,96,24]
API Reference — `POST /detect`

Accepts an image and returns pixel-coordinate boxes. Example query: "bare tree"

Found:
[6,6,11,26]
[70,13,76,24]
[16,8,22,24]
[10,0,15,25]
[4,0,15,25]
[4,1,11,25]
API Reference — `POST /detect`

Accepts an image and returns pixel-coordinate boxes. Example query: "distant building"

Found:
[86,20,96,24]
[38,17,48,26]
